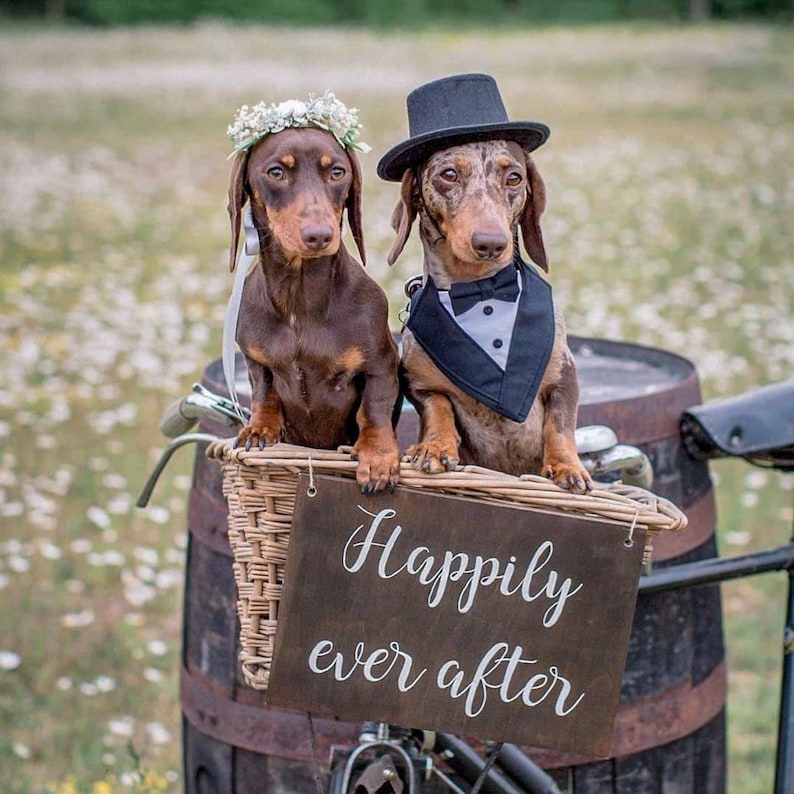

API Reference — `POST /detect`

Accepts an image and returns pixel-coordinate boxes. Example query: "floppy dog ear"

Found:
[344,149,367,266]
[387,169,418,266]
[519,154,549,272]
[227,151,251,273]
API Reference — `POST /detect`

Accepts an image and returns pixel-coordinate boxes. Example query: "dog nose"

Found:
[471,231,508,260]
[301,223,335,251]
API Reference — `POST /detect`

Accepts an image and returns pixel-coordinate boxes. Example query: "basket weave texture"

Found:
[207,439,687,691]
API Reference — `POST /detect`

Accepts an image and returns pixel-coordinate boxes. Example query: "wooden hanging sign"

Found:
[267,475,645,756]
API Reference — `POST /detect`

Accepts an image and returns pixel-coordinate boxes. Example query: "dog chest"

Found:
[457,398,545,474]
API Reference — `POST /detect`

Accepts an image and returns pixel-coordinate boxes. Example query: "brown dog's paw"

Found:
[351,426,400,494]
[541,460,593,495]
[407,440,460,474]
[351,445,400,494]
[234,422,283,451]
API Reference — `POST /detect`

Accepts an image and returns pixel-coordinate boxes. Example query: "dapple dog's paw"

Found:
[542,460,593,495]
[351,444,400,495]
[234,422,283,451]
[407,440,460,474]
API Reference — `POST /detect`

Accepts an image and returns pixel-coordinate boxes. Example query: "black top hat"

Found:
[377,73,550,182]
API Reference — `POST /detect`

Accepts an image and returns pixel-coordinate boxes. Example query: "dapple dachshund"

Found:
[385,140,592,494]
[227,127,400,492]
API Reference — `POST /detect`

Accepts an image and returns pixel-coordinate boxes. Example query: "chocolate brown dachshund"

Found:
[387,140,592,494]
[227,127,400,492]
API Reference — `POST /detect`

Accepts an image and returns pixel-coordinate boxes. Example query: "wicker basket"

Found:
[207,440,687,692]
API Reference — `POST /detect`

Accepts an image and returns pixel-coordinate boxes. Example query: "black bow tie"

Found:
[448,266,520,316]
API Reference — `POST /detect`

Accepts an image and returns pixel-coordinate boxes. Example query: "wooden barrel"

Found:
[180,336,725,793]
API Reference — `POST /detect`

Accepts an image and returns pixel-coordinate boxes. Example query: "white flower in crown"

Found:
[227,91,370,157]
[279,99,308,123]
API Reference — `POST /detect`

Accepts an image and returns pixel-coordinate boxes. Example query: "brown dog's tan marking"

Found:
[390,139,590,494]
[336,346,365,374]
[243,344,270,367]
[227,127,399,492]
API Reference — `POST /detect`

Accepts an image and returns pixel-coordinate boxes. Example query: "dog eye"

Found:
[267,166,285,180]
[440,168,458,183]
[329,166,346,180]
[506,172,523,186]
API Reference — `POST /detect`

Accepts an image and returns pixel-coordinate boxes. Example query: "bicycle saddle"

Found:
[680,378,794,471]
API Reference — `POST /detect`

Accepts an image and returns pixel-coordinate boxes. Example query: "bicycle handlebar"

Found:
[159,384,249,438]
[159,397,205,438]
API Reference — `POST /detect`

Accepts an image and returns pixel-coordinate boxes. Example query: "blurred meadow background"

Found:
[1,4,793,793]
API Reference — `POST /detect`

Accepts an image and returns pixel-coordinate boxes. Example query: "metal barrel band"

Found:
[180,663,359,761]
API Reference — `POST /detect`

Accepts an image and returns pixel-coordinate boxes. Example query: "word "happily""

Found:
[342,507,582,624]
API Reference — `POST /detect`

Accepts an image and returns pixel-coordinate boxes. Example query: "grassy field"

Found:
[1,20,792,794]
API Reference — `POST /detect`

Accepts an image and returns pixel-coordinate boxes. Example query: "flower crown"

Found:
[227,91,370,157]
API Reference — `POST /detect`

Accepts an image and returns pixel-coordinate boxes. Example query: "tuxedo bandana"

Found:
[406,260,555,423]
